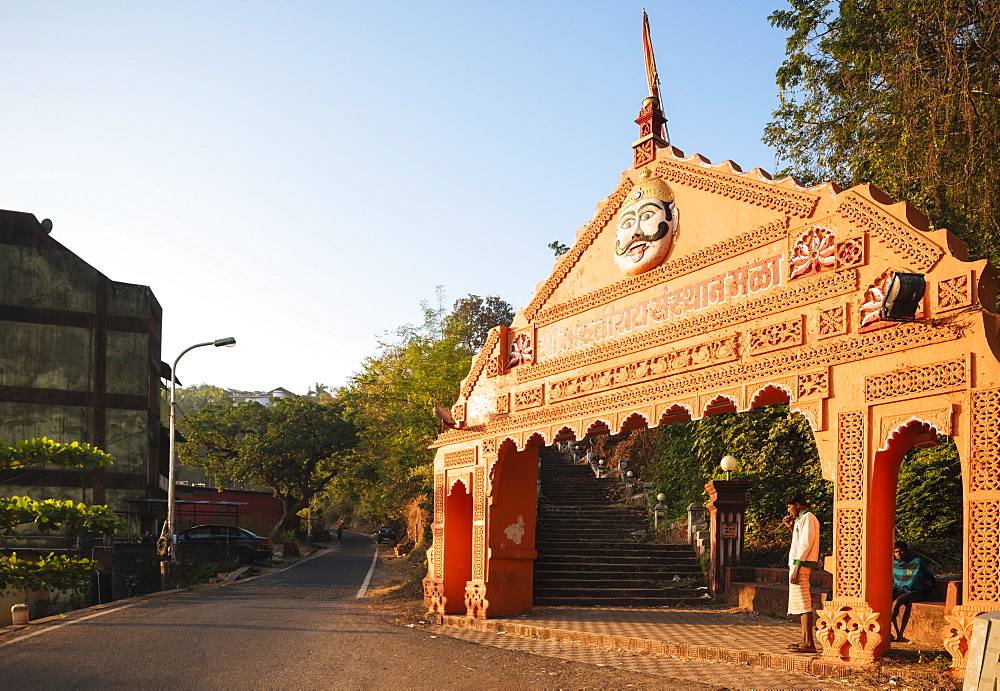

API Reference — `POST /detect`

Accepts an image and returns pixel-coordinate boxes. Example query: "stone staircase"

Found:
[533,445,706,607]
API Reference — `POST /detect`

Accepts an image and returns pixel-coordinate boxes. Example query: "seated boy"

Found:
[891,541,935,642]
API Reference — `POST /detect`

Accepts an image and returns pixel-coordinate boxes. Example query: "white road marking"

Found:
[0,602,140,647]
[356,545,379,598]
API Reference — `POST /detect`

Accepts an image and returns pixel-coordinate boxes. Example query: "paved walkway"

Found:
[431,606,868,689]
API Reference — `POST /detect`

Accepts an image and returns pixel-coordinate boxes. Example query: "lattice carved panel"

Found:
[472,524,486,580]
[836,236,866,270]
[837,412,865,502]
[434,474,445,522]
[473,467,486,522]
[865,358,967,402]
[968,501,1000,602]
[481,437,497,456]
[835,507,864,598]
[444,448,476,468]
[451,403,466,424]
[495,393,510,415]
[971,389,1000,492]
[748,317,804,356]
[431,526,443,579]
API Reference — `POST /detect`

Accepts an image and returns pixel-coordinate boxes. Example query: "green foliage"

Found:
[647,406,831,566]
[766,0,1000,270]
[335,293,513,526]
[0,553,97,594]
[548,240,570,257]
[178,397,358,541]
[896,437,963,572]
[0,437,111,471]
[0,439,122,594]
[171,383,232,416]
[0,497,124,536]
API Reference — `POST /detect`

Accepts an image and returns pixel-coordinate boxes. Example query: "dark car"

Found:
[178,524,273,564]
[376,526,396,544]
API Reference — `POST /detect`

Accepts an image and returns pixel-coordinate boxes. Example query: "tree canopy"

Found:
[177,397,358,541]
[765,0,1000,268]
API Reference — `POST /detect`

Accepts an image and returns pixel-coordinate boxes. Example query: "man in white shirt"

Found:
[782,491,821,653]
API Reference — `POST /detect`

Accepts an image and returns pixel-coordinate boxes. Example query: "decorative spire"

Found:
[632,10,669,168]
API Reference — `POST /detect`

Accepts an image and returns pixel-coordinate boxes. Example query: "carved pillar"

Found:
[423,471,448,615]
[946,388,1000,673]
[465,464,489,618]
[704,480,750,596]
[817,410,887,664]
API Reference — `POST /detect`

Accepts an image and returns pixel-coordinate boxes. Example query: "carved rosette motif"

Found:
[789,226,837,279]
[508,331,534,368]
[747,317,804,355]
[860,269,895,328]
[937,274,972,311]
[865,358,967,402]
[548,335,738,403]
[836,236,865,270]
[836,194,944,271]
[444,448,476,468]
[513,385,544,411]
[835,508,864,598]
[837,413,865,502]
[464,581,488,619]
[423,577,446,614]
[818,305,848,339]
[451,403,466,425]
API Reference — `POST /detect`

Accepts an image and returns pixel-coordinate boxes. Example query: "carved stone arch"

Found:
[700,392,739,418]
[658,401,694,425]
[447,476,470,496]
[584,418,612,437]
[790,400,823,432]
[616,411,651,434]
[522,431,546,450]
[877,406,954,452]
[552,425,578,442]
[748,383,793,409]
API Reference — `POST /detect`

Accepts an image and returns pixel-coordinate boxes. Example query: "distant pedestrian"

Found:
[782,491,820,653]
[336,525,343,542]
[891,541,935,642]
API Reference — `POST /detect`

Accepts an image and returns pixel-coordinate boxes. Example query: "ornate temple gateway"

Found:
[423,16,1000,672]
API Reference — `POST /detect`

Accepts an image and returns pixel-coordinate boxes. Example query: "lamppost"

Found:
[720,455,738,481]
[165,337,236,560]
[654,492,666,529]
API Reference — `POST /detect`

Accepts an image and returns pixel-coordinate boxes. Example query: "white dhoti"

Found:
[788,566,812,615]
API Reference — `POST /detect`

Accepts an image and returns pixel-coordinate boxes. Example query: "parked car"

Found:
[177,524,273,564]
[376,526,396,544]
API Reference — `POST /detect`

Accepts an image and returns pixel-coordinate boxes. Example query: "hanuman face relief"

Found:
[613,170,678,276]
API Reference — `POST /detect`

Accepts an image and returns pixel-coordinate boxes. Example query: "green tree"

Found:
[0,439,125,592]
[177,397,358,541]
[172,383,230,416]
[765,0,1000,268]
[335,293,513,526]
[548,240,570,257]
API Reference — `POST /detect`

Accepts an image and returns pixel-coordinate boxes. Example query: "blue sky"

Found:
[1,1,791,393]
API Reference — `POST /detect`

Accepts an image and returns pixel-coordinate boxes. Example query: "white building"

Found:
[229,387,295,406]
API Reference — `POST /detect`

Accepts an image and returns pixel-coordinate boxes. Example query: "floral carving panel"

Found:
[444,448,477,468]
[797,369,828,399]
[836,236,865,270]
[864,358,967,402]
[747,317,804,356]
[789,226,837,280]
[508,331,534,368]
[818,305,848,339]
[937,274,972,311]
[513,385,545,411]
[473,466,486,521]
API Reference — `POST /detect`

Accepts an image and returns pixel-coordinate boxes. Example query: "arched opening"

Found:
[442,479,473,614]
[748,384,792,409]
[485,437,540,615]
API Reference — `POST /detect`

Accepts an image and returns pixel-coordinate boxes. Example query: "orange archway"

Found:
[424,110,1000,674]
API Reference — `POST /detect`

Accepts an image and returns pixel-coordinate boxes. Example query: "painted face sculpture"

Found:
[613,170,678,276]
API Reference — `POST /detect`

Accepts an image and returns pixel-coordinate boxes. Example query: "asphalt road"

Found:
[0,532,708,690]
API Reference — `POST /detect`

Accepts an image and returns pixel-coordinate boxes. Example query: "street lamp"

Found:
[165,337,236,559]
[720,455,738,481]
[654,492,667,529]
